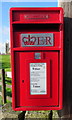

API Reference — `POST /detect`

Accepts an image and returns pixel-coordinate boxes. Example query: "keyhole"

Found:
[22,80,24,83]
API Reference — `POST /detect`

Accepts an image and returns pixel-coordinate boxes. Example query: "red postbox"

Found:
[10,7,64,111]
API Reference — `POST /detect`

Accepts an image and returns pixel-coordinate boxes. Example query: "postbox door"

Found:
[15,51,59,107]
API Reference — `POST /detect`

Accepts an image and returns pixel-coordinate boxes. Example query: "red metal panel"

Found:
[10,7,63,23]
[10,7,64,110]
[15,52,58,107]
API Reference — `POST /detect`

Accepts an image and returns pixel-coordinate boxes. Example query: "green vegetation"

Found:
[0,95,2,105]
[6,99,12,103]
[6,88,12,97]
[0,73,1,81]
[0,54,12,105]
[0,55,2,69]
[5,68,11,72]
[5,77,12,85]
[0,85,2,92]
[0,55,11,69]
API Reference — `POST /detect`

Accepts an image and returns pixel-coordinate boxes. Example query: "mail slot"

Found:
[10,7,64,111]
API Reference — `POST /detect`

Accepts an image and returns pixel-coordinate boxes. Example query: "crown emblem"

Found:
[22,35,36,45]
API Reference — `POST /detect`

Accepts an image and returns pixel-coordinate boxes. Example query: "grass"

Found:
[0,55,2,69]
[0,95,2,105]
[0,73,2,81]
[6,88,12,97]
[6,99,12,103]
[0,54,12,104]
[5,77,12,85]
[0,85,2,92]
[5,68,11,72]
[0,55,11,69]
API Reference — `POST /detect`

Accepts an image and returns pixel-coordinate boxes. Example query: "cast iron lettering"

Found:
[21,33,54,46]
